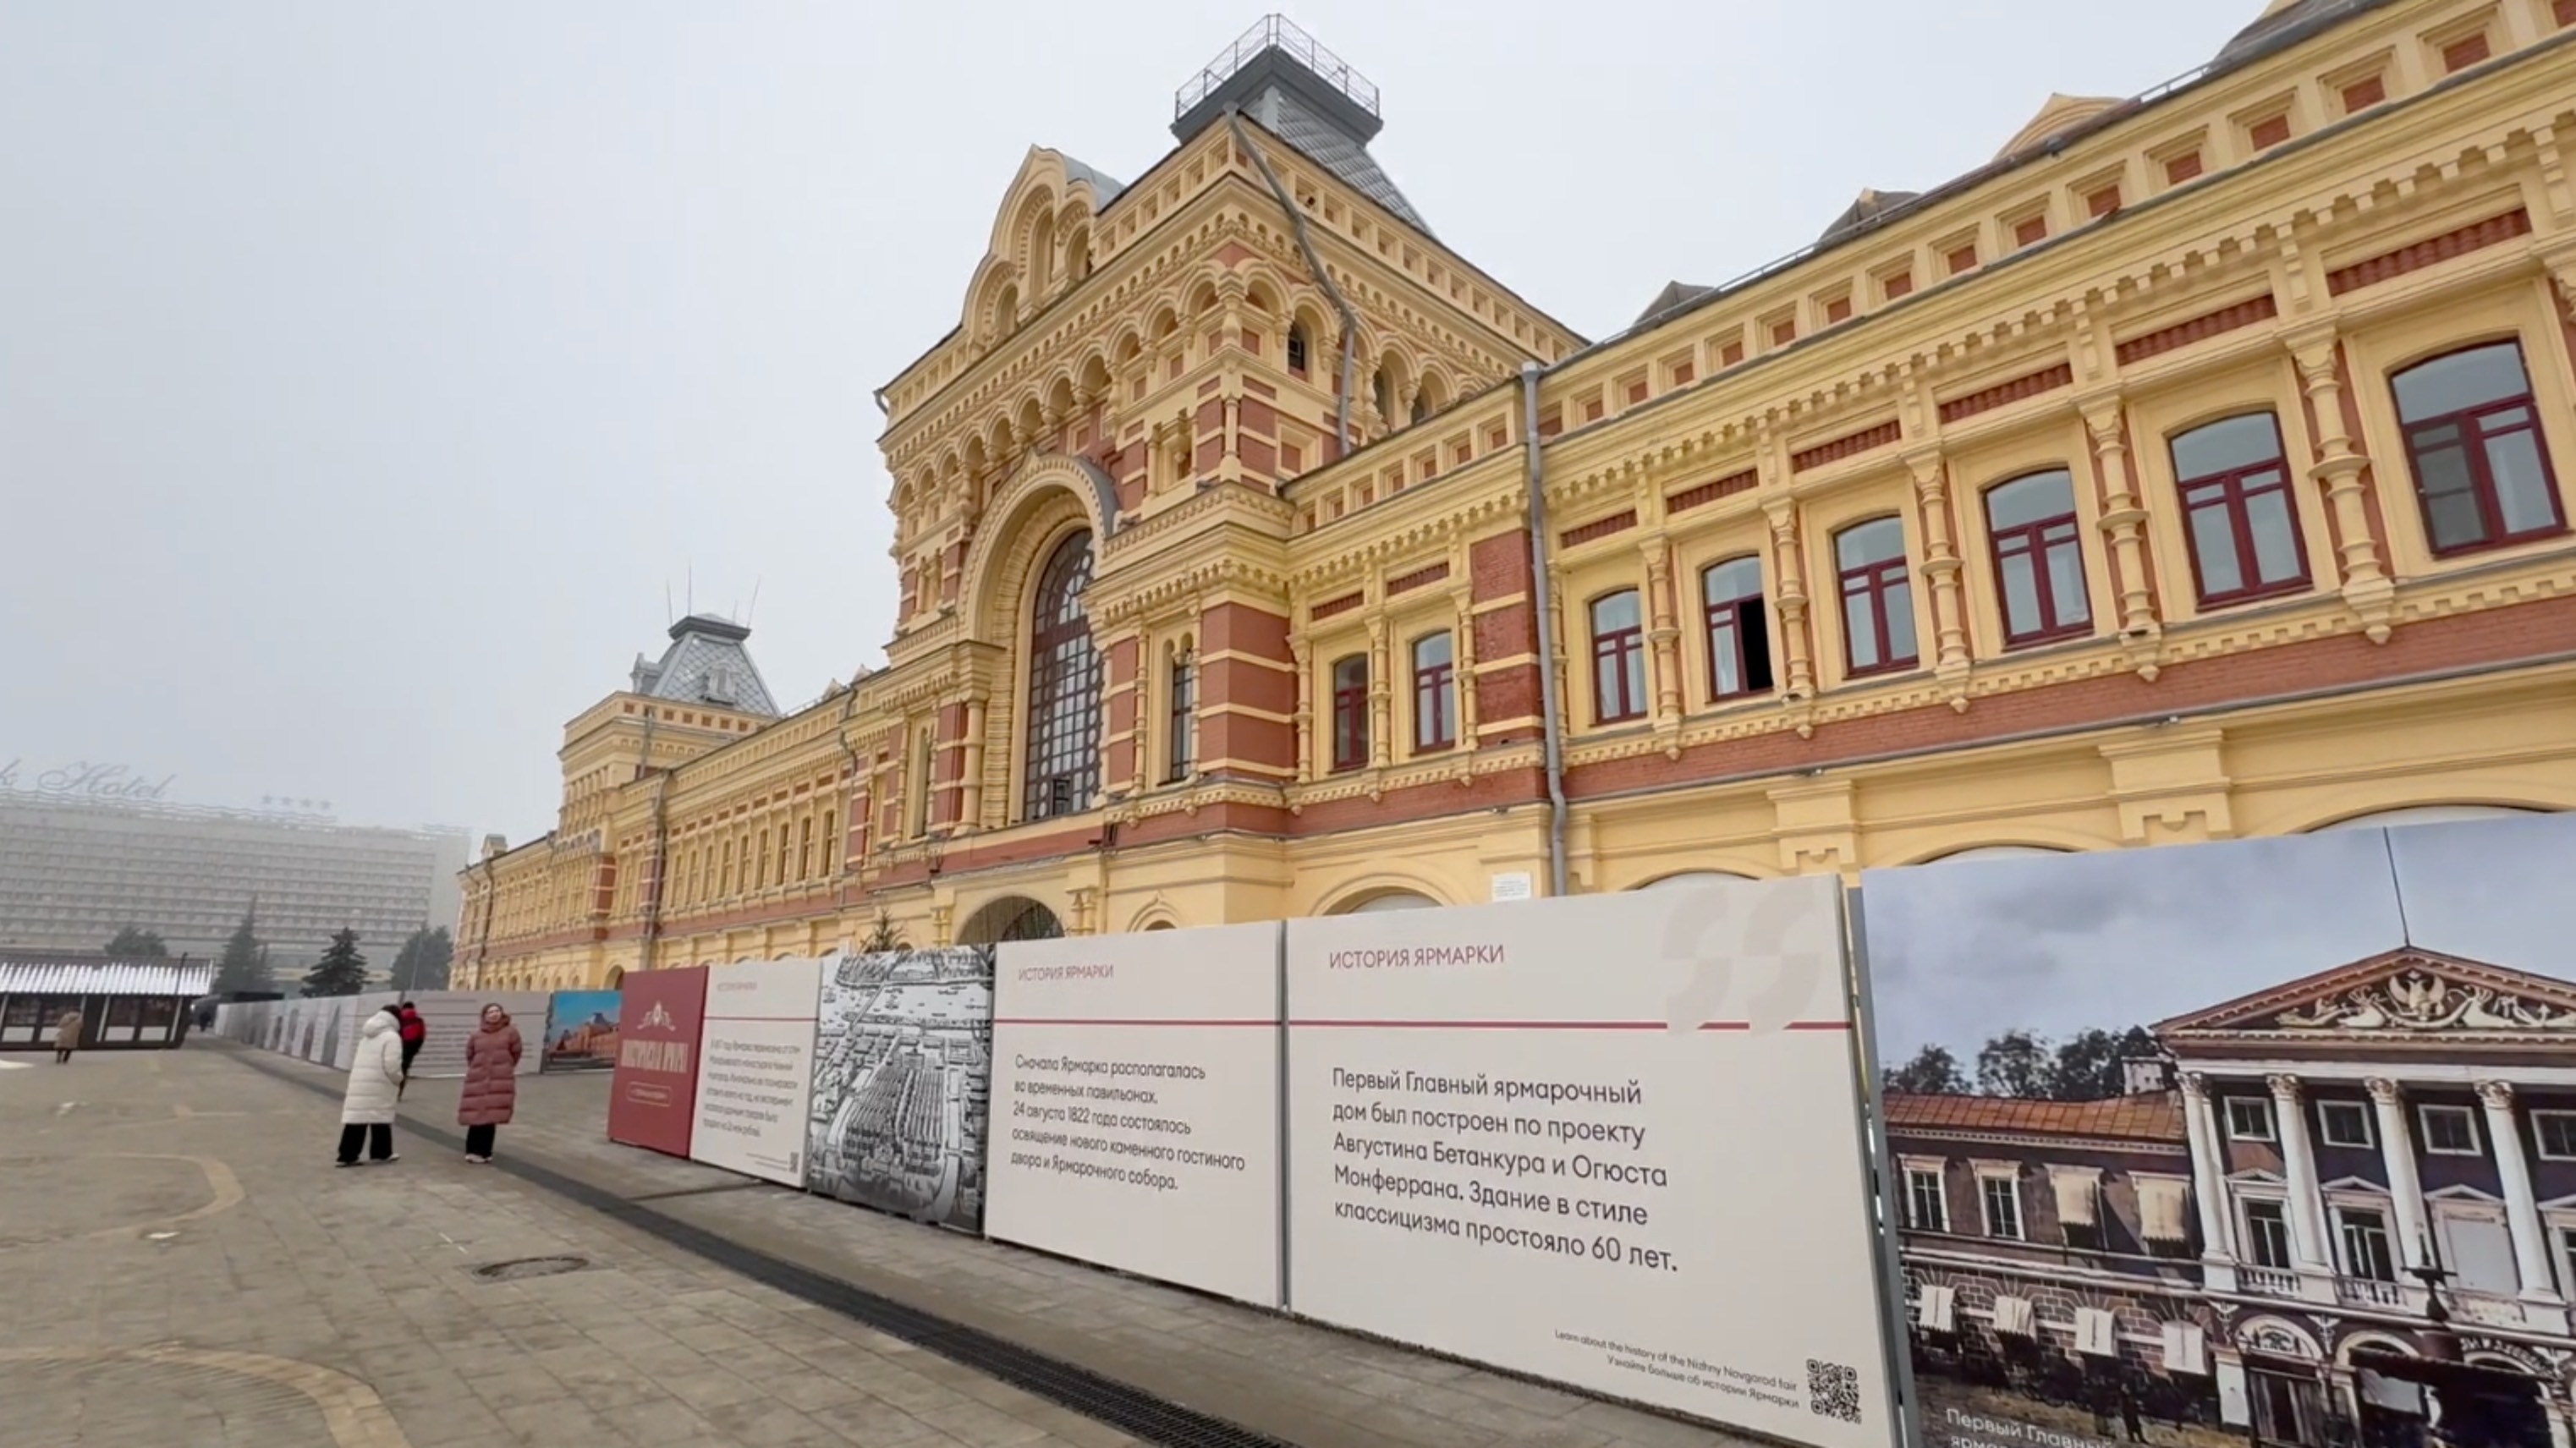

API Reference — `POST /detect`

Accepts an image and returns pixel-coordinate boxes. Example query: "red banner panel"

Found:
[606,967,707,1158]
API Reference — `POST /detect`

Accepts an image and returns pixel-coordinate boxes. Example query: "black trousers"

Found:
[464,1123,497,1158]
[53,1048,71,1063]
[337,1122,393,1164]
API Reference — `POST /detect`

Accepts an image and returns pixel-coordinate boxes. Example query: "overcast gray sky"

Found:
[1,0,2260,843]
[1860,814,2576,1067]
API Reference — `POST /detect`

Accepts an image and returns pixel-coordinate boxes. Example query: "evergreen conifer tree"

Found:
[212,903,270,995]
[301,928,370,997]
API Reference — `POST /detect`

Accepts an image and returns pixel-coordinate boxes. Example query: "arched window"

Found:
[1287,324,1310,377]
[1411,389,1432,425]
[1590,590,1648,722]
[1700,557,1772,699]
[1984,469,2090,645]
[1411,633,1456,751]
[1330,655,1370,771]
[1023,530,1101,820]
[1835,518,1918,676]
[2171,413,2308,607]
[1336,890,1440,914]
[2391,341,2563,555]
[1373,367,1395,424]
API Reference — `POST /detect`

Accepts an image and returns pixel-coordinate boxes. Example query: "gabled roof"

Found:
[1816,188,1923,244]
[2154,947,2576,1044]
[1058,156,1126,206]
[1884,1089,2184,1144]
[1170,16,1431,234]
[630,615,778,717]
[1633,280,1716,327]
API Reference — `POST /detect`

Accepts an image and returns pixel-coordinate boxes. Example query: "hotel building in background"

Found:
[0,782,469,969]
[462,0,2576,990]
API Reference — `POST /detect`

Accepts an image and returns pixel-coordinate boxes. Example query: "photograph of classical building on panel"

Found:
[1860,813,2576,1448]
[804,946,994,1231]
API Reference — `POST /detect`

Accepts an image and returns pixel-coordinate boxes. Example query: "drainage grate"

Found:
[470,1254,591,1281]
[236,1049,1295,1448]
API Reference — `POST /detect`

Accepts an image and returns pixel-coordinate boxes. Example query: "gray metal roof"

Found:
[2216,0,2376,63]
[1255,86,1428,233]
[1059,156,1126,205]
[629,615,779,717]
[1633,281,1716,328]
[0,959,215,996]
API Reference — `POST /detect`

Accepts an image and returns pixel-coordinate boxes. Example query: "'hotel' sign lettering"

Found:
[0,760,178,803]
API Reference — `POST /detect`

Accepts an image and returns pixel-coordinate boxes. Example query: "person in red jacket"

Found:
[394,1002,426,1097]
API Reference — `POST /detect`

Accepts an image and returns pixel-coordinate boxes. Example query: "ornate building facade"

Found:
[461,0,2576,990]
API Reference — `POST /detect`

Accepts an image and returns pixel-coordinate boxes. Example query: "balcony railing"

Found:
[2241,1264,2303,1297]
[2336,1275,2407,1308]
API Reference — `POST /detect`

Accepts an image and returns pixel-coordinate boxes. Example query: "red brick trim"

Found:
[2326,210,2531,297]
[1310,591,1364,622]
[1560,509,1639,549]
[1937,364,2074,424]
[1792,421,1902,473]
[1667,469,1759,515]
[2114,293,2280,366]
[1387,561,1451,595]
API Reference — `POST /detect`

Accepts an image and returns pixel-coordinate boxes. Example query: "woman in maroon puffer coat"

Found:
[457,1003,523,1163]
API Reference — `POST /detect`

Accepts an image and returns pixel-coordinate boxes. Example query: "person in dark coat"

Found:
[457,1003,523,1163]
[394,1003,426,1097]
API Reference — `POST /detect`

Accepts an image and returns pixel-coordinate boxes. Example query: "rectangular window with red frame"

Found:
[1590,590,1648,722]
[1836,518,1919,676]
[1411,633,1456,751]
[1984,469,2093,645]
[2170,413,2310,607]
[2391,342,2565,557]
[1330,655,1370,771]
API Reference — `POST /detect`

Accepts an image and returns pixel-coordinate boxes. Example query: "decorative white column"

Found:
[2268,1073,2333,1275]
[2477,1081,2563,1303]
[2366,1078,2433,1274]
[2181,1073,2238,1287]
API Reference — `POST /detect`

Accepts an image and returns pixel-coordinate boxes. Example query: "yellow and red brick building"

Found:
[460,0,2576,990]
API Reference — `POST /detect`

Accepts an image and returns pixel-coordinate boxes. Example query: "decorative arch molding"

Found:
[2303,803,2558,832]
[1314,875,1450,916]
[2233,1315,2325,1361]
[960,454,1121,646]
[1883,828,2108,866]
[1634,869,1766,890]
[2334,1330,2418,1368]
[1123,895,1184,933]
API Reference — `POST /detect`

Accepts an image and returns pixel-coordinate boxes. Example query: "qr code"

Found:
[1808,1358,1861,1423]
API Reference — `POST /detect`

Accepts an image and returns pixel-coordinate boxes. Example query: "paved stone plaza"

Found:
[1,1044,1760,1448]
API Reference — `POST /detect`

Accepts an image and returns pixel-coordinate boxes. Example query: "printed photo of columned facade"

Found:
[1862,814,2576,1448]
[804,946,993,1231]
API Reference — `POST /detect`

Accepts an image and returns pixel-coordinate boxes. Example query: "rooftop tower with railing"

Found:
[1172,15,1430,234]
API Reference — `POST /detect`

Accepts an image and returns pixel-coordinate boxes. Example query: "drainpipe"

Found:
[1521,361,1569,898]
[633,707,667,977]
[1226,110,1359,453]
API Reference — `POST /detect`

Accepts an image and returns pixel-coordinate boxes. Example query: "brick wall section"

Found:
[1470,528,1546,745]
[1103,636,1140,789]
[1199,601,1296,777]
[2115,294,2280,366]
[2326,210,2531,296]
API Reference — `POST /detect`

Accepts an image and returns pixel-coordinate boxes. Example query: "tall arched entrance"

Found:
[958,896,1064,945]
[1024,529,1100,821]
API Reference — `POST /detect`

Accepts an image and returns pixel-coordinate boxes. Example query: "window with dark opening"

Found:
[1411,633,1456,751]
[1330,655,1370,771]
[1700,557,1773,699]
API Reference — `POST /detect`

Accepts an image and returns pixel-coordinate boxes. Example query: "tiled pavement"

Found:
[13,1041,1763,1448]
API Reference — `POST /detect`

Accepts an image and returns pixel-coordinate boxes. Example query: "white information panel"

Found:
[988,923,1283,1307]
[1285,879,1893,1448]
[689,956,827,1187]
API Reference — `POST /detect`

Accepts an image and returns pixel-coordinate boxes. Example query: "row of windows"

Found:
[956,344,2562,804]
[1541,340,2564,721]
[2217,1094,2576,1160]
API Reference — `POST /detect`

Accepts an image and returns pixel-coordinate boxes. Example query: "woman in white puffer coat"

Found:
[337,1006,405,1168]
